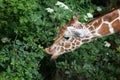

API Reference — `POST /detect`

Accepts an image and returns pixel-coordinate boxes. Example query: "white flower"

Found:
[55,1,69,10]
[55,1,65,7]
[106,53,109,55]
[87,13,93,18]
[84,13,93,21]
[97,7,102,12]
[46,8,54,13]
[63,5,69,10]
[1,37,9,43]
[104,41,111,47]
[84,15,88,21]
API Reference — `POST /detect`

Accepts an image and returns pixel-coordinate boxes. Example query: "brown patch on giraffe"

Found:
[88,18,102,31]
[61,42,64,46]
[91,31,96,34]
[76,41,80,46]
[60,47,65,52]
[104,10,119,22]
[89,26,95,30]
[70,37,75,42]
[72,43,75,46]
[98,23,110,35]
[82,39,89,42]
[93,19,102,29]
[112,20,120,32]
[73,40,77,43]
[91,36,98,40]
[85,36,90,38]
[65,43,71,48]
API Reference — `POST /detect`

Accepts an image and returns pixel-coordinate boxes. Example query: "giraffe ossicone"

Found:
[45,8,120,60]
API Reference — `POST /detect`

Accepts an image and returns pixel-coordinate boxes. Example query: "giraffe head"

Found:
[45,14,91,60]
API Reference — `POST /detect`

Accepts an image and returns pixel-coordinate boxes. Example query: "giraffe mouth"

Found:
[45,47,60,60]
[45,48,54,55]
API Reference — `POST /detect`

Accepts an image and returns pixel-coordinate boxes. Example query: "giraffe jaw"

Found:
[51,53,60,60]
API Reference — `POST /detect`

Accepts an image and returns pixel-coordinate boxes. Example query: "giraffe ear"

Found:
[67,27,84,38]
[70,13,78,24]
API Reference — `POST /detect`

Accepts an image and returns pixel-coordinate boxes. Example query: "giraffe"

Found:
[45,8,120,60]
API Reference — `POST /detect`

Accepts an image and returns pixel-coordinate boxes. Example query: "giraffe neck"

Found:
[81,8,120,43]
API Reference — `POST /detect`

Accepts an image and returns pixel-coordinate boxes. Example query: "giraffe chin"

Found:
[51,54,59,60]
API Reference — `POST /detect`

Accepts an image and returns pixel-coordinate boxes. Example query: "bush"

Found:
[0,0,120,80]
[0,0,44,80]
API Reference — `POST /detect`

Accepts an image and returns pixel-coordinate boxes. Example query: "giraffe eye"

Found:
[64,36,70,40]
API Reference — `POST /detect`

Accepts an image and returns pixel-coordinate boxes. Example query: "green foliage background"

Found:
[0,0,120,80]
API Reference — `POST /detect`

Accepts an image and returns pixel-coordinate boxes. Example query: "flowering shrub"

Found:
[46,8,54,13]
[55,1,70,10]
[0,0,120,80]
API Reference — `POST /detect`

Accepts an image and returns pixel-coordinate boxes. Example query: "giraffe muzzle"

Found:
[45,47,53,55]
[45,47,60,60]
